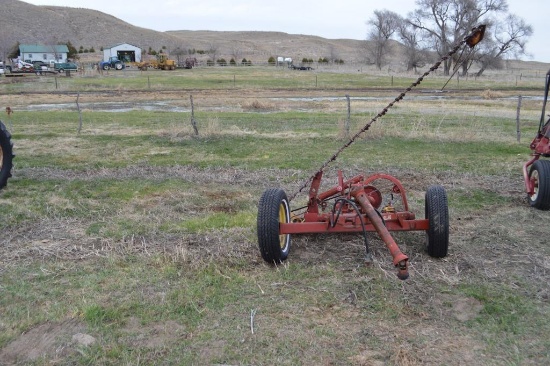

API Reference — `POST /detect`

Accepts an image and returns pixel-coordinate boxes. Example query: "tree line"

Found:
[366,0,533,76]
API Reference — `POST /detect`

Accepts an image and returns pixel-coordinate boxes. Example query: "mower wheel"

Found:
[257,188,291,263]
[0,121,14,190]
[425,185,449,258]
[528,160,550,210]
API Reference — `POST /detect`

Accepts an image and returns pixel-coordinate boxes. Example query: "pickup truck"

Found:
[53,62,78,73]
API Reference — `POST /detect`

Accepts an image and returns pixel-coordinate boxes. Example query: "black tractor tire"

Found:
[0,121,14,190]
[425,185,449,258]
[115,63,123,70]
[58,68,64,73]
[102,64,109,70]
[257,188,291,264]
[528,160,550,210]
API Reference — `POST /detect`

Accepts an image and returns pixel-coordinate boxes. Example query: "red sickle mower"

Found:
[255,25,487,279]
[257,171,449,280]
[523,69,550,210]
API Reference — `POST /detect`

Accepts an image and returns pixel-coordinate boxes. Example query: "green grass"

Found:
[1,68,550,365]
[3,65,547,94]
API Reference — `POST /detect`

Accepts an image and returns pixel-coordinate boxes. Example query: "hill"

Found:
[0,0,368,64]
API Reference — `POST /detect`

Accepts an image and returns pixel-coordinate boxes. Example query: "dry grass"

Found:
[240,99,276,111]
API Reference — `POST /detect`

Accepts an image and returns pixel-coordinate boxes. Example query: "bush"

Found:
[268,56,276,65]
[217,58,227,66]
[241,58,252,66]
[206,60,215,66]
[229,58,236,66]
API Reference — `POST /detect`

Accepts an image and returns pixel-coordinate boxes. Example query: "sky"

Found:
[21,0,550,63]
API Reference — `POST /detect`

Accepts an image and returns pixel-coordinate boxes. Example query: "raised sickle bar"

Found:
[350,185,409,280]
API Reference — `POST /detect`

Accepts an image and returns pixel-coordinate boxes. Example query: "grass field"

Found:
[1,65,550,365]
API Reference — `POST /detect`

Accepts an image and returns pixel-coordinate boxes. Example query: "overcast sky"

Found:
[21,0,550,63]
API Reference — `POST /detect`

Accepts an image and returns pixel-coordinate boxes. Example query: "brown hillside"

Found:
[1,0,546,70]
[0,0,184,52]
[0,0,369,64]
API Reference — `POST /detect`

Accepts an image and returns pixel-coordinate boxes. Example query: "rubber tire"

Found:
[257,188,291,263]
[102,64,109,70]
[0,121,14,190]
[425,185,449,258]
[58,68,64,73]
[115,63,123,70]
[528,160,550,210]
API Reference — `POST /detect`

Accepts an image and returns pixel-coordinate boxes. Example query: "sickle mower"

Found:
[257,171,449,280]
[523,69,550,210]
[255,25,488,280]
[0,120,14,191]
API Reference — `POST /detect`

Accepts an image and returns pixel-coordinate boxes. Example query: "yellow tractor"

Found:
[138,54,176,71]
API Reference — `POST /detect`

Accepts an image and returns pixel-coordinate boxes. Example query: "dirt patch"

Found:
[120,317,187,349]
[0,318,87,364]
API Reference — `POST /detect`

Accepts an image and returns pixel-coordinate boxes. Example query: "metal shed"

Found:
[103,43,142,63]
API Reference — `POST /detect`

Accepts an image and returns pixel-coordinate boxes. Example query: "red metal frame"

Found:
[523,68,550,195]
[523,127,550,195]
[281,170,428,279]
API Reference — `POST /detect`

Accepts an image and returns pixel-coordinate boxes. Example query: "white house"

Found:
[19,44,69,64]
[103,43,142,63]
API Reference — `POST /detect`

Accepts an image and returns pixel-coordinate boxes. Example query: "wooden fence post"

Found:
[76,92,82,134]
[190,95,199,136]
[345,94,351,138]
[516,95,522,143]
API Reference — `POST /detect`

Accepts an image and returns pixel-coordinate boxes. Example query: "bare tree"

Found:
[207,43,219,64]
[474,14,532,76]
[0,33,17,65]
[408,0,508,75]
[366,10,402,70]
[171,46,188,66]
[397,22,429,72]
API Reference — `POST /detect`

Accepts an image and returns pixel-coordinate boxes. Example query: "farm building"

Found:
[19,44,69,64]
[103,43,142,63]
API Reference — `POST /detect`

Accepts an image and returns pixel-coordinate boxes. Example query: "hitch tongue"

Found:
[351,186,409,280]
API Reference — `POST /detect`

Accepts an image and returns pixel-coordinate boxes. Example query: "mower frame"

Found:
[523,69,550,209]
[257,170,449,280]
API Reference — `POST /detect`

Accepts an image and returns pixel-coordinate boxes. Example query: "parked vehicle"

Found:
[32,61,49,69]
[137,54,176,70]
[99,56,125,70]
[53,62,78,73]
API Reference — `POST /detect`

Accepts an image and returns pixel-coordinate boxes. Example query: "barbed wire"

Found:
[288,25,488,202]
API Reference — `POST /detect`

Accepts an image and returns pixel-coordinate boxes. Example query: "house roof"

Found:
[19,44,69,53]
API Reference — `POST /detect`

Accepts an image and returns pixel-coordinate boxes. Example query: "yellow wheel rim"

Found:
[532,170,540,200]
[278,201,289,249]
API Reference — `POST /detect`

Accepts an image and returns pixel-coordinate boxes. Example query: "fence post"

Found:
[516,95,522,143]
[345,94,351,138]
[76,92,82,134]
[190,94,199,136]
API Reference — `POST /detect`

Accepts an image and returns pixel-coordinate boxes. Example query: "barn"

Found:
[103,43,142,63]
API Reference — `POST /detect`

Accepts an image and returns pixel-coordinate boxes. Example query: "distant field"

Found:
[1,66,549,365]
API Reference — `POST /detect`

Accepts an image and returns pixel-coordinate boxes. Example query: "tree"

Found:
[407,0,508,75]
[66,41,78,59]
[474,13,532,76]
[397,22,429,73]
[366,10,401,70]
